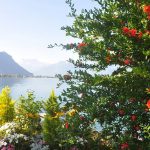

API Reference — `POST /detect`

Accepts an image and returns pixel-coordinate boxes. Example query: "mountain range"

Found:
[20,59,75,76]
[0,51,74,76]
[0,52,33,76]
[0,51,116,77]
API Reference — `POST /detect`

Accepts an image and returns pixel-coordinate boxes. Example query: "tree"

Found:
[15,91,42,136]
[42,90,62,149]
[49,0,150,149]
[0,86,15,125]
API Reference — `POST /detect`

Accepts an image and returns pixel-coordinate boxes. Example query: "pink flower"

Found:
[7,144,15,150]
[1,147,7,150]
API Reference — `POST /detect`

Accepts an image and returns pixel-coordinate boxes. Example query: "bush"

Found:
[0,86,15,125]
[15,91,42,136]
[42,90,62,149]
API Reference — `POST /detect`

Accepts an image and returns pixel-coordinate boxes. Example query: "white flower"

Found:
[1,122,16,130]
[76,136,87,145]
[24,136,28,141]
[30,136,49,150]
[41,145,49,150]
[4,133,28,144]
[0,140,7,147]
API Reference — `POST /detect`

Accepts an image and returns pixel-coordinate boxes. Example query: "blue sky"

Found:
[0,0,97,66]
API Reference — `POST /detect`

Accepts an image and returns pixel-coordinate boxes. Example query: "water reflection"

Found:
[0,77,65,100]
[0,77,23,88]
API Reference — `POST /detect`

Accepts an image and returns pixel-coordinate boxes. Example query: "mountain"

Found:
[0,52,33,76]
[19,59,49,74]
[34,61,75,76]
[19,59,117,77]
[19,59,75,76]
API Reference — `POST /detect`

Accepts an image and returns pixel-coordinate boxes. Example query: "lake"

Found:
[0,77,65,100]
[0,77,102,131]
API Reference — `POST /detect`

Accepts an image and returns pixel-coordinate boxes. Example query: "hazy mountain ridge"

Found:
[18,57,117,77]
[34,61,75,76]
[0,52,33,76]
[20,59,116,76]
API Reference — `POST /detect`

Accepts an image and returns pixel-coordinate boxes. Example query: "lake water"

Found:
[0,77,102,131]
[0,77,65,100]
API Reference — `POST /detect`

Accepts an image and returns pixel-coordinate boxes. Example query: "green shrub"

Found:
[15,91,42,136]
[0,86,15,125]
[42,90,62,149]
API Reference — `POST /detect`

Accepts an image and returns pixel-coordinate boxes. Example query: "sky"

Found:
[0,0,97,66]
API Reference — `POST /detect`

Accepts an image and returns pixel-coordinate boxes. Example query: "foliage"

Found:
[49,0,150,149]
[0,86,15,125]
[59,108,100,149]
[15,91,42,136]
[42,90,62,149]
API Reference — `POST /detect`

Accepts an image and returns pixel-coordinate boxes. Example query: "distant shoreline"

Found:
[0,74,57,78]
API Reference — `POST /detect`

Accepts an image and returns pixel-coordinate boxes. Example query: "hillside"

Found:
[0,52,33,76]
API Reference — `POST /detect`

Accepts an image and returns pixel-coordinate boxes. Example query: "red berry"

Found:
[124,59,131,65]
[118,109,125,116]
[80,116,84,120]
[122,27,129,34]
[129,29,137,37]
[146,99,150,109]
[129,97,136,103]
[131,114,137,121]
[78,42,87,49]
[64,74,71,80]
[120,142,129,149]
[65,121,69,129]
